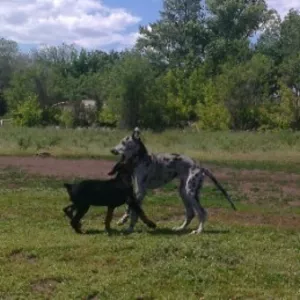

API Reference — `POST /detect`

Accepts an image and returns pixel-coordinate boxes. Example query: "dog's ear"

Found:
[108,170,115,176]
[132,127,141,140]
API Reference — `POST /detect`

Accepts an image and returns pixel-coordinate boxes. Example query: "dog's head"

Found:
[113,160,135,186]
[110,127,147,161]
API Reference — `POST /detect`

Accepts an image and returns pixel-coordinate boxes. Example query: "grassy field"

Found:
[1,126,300,171]
[0,164,300,299]
[0,127,300,299]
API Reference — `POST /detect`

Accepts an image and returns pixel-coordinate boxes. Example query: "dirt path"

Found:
[0,156,114,179]
[1,155,300,181]
[0,155,299,229]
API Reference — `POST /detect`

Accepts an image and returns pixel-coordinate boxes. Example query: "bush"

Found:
[196,81,230,130]
[98,105,118,127]
[59,109,75,128]
[258,82,295,130]
[13,95,42,127]
[41,106,61,126]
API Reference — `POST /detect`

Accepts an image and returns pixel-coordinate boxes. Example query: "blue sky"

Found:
[0,0,298,53]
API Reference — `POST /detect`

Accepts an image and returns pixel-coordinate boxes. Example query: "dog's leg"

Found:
[138,210,156,229]
[116,205,131,226]
[188,174,207,234]
[70,205,89,234]
[104,207,114,233]
[117,173,141,226]
[172,179,195,232]
[125,185,146,233]
[63,204,75,220]
[129,199,156,229]
[189,198,207,235]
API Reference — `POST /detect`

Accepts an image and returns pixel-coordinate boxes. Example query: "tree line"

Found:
[1,0,300,131]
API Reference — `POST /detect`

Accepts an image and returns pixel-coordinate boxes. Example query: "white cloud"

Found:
[0,0,141,49]
[267,0,300,19]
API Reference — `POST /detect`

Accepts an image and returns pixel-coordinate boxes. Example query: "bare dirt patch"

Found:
[0,156,114,179]
[31,278,62,296]
[8,248,37,264]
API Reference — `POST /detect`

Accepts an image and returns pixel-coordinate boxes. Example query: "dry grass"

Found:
[1,127,300,172]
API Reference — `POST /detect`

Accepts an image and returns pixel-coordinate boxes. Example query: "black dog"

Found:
[63,162,156,234]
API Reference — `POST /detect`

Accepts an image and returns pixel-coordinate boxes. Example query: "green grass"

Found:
[2,127,300,172]
[0,168,299,299]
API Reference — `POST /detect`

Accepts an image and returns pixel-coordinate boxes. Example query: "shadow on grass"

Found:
[84,228,124,236]
[148,228,230,236]
[83,227,230,236]
[84,228,146,236]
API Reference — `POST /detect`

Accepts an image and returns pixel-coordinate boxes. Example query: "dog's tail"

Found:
[63,183,73,198]
[202,168,237,211]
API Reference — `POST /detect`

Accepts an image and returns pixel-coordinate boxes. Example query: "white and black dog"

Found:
[110,128,236,234]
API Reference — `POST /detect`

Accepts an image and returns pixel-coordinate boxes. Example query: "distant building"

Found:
[52,101,74,112]
[81,99,97,110]
[52,99,97,111]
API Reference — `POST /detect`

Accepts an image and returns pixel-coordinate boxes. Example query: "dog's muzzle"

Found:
[111,148,119,155]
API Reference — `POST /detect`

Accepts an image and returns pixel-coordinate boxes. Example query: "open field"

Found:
[0,154,299,299]
[2,127,300,172]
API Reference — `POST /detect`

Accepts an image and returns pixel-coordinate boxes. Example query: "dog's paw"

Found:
[172,226,185,232]
[105,229,112,236]
[123,227,134,235]
[147,221,157,229]
[190,229,203,235]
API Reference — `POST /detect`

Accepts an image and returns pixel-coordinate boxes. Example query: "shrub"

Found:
[196,81,230,130]
[59,109,75,128]
[13,94,42,127]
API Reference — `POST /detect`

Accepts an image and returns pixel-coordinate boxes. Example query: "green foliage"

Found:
[98,105,118,126]
[256,10,282,63]
[279,9,300,58]
[196,81,230,130]
[216,54,275,129]
[4,69,36,111]
[162,70,190,127]
[206,0,269,40]
[12,95,42,127]
[106,50,158,129]
[2,1,300,131]
[137,0,207,70]
[58,109,75,128]
[41,106,61,126]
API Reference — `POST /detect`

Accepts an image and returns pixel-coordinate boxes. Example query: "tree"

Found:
[256,9,282,63]
[206,0,269,40]
[136,0,208,71]
[277,54,300,128]
[279,9,300,59]
[204,0,270,73]
[0,38,20,90]
[216,54,275,129]
[4,68,37,111]
[106,51,157,129]
[0,37,26,114]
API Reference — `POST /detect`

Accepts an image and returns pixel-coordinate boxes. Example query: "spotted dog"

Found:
[110,128,236,234]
